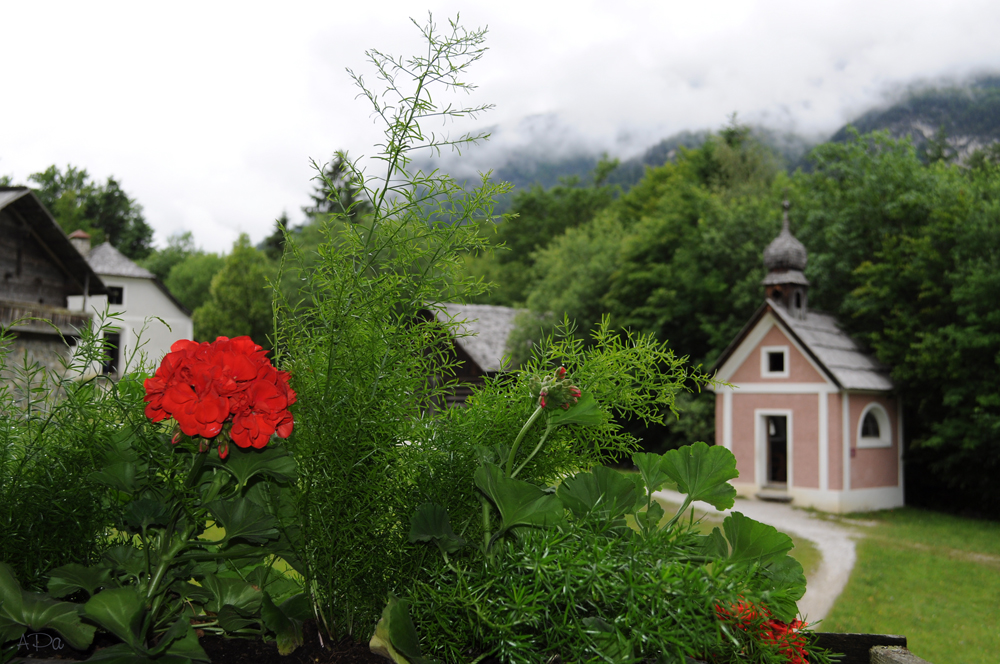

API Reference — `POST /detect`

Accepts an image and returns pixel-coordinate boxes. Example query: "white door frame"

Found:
[754,408,794,489]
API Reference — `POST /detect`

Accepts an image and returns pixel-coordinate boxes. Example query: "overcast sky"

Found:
[3,0,999,253]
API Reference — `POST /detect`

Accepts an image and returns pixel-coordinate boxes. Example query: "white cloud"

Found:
[1,0,998,252]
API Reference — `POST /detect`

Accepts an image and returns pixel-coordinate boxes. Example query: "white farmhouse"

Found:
[67,232,193,375]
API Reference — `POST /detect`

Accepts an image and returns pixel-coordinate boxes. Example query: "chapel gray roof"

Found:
[763,203,808,272]
[434,303,522,373]
[767,299,894,391]
[86,242,156,279]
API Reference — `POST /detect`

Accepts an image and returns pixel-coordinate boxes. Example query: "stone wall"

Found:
[0,332,74,383]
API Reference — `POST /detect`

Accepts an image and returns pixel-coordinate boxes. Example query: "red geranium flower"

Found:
[143,336,295,459]
[715,599,810,664]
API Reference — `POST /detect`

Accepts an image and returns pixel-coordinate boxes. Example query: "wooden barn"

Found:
[423,303,521,407]
[710,203,904,513]
[0,187,106,375]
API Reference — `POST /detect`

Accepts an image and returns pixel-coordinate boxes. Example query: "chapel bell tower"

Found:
[762,200,809,319]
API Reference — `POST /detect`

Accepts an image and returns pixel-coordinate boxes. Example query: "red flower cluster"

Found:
[143,336,295,459]
[715,600,809,664]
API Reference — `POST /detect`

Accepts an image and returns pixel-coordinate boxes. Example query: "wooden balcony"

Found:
[0,299,91,337]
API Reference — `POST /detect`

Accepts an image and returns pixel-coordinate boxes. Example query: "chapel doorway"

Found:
[766,415,788,486]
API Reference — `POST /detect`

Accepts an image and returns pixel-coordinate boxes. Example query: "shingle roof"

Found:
[433,303,522,372]
[713,299,894,391]
[769,300,893,390]
[84,242,192,316]
[86,242,156,279]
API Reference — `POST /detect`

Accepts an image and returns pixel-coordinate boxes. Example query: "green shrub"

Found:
[273,16,508,641]
[0,314,136,589]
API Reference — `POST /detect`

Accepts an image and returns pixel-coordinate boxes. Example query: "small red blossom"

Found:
[143,336,295,458]
[715,600,809,664]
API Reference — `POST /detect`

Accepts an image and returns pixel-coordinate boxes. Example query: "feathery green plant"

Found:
[272,14,510,641]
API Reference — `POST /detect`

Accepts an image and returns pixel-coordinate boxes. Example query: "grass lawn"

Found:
[822,508,1000,664]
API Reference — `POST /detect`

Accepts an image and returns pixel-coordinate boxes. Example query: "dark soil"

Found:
[11,623,387,664]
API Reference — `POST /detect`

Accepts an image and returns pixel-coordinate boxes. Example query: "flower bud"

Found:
[531,367,582,410]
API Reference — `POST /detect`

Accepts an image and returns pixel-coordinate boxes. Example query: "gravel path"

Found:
[653,490,860,624]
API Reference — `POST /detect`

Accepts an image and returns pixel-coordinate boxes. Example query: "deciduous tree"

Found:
[29,165,154,259]
[192,235,276,346]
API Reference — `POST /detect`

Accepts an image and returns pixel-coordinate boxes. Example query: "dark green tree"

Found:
[471,157,620,306]
[259,212,295,261]
[192,235,276,346]
[966,141,1000,169]
[139,231,198,281]
[302,153,372,221]
[843,162,1000,514]
[923,124,956,164]
[164,251,226,312]
[28,165,154,259]
[791,130,935,313]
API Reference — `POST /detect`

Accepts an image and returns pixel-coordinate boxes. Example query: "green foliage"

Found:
[28,165,153,259]
[0,562,96,651]
[400,445,821,663]
[601,138,781,366]
[139,232,199,281]
[1,422,304,663]
[791,131,1000,513]
[474,463,564,541]
[193,234,276,345]
[490,120,1000,509]
[0,315,136,590]
[259,591,312,656]
[0,311,304,662]
[369,595,438,664]
[791,129,936,312]
[660,441,739,512]
[506,126,782,381]
[555,464,642,521]
[471,159,620,307]
[408,504,465,556]
[164,251,226,312]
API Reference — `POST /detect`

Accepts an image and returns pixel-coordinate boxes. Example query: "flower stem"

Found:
[505,405,545,478]
[511,422,553,479]
[479,495,491,553]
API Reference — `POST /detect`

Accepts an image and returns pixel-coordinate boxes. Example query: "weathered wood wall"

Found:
[0,210,73,307]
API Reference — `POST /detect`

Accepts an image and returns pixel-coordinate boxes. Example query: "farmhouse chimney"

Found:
[68,229,91,256]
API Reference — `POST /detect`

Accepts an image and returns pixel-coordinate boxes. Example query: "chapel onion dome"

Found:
[763,200,807,272]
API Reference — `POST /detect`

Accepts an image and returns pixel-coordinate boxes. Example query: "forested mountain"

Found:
[829,75,1000,162]
[454,75,1000,196]
[480,125,815,197]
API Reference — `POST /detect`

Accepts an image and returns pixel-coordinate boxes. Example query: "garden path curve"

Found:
[652,490,859,624]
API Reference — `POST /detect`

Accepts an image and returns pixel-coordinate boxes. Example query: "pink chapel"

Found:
[710,201,903,513]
